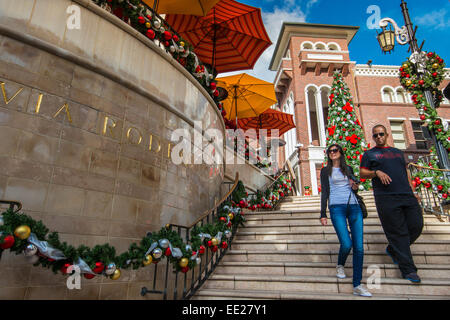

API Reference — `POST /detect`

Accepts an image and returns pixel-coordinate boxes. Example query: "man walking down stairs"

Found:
[193,192,450,300]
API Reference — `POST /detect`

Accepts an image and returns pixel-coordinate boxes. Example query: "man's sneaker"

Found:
[385,246,398,265]
[404,272,421,283]
[353,285,372,297]
[336,265,346,279]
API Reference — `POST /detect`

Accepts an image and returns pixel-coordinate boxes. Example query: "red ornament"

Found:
[220,216,227,222]
[221,242,228,249]
[0,235,14,249]
[199,245,205,254]
[433,72,437,77]
[420,115,426,121]
[418,80,424,86]
[93,262,104,274]
[163,31,172,41]
[173,35,179,42]
[443,194,448,199]
[211,245,218,252]
[61,263,71,274]
[210,82,217,90]
[435,119,441,125]
[207,240,212,247]
[84,273,95,279]
[164,41,170,47]
[438,185,443,191]
[146,29,155,40]
[181,266,189,273]
[165,247,172,256]
[138,16,145,24]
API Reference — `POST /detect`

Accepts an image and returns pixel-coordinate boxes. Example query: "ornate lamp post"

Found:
[376,0,450,170]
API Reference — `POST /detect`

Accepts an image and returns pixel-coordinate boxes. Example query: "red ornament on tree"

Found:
[165,247,172,256]
[199,245,206,254]
[146,29,155,40]
[181,266,189,273]
[93,262,105,274]
[138,16,145,24]
[0,235,14,249]
[211,245,218,252]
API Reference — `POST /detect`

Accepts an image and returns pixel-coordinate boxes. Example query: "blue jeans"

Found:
[329,204,364,287]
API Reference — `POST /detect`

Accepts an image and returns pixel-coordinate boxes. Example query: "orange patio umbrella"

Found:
[216,73,277,127]
[238,109,296,138]
[142,0,221,16]
[165,0,271,73]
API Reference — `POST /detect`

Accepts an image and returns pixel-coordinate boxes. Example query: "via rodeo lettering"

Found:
[0,81,173,158]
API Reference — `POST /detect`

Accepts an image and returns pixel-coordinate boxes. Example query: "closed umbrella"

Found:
[165,0,271,73]
[142,0,221,16]
[216,73,277,127]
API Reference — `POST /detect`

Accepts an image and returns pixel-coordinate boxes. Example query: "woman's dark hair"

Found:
[325,144,350,177]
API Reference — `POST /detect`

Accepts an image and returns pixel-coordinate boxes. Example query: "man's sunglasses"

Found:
[328,148,340,154]
[372,132,385,138]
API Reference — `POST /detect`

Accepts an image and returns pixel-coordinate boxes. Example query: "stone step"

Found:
[240,222,450,233]
[231,239,450,252]
[214,261,450,279]
[235,229,450,241]
[192,288,450,300]
[244,216,446,226]
[201,274,450,296]
[243,209,380,218]
[222,250,450,265]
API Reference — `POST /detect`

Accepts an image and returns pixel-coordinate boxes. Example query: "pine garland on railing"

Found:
[0,176,293,281]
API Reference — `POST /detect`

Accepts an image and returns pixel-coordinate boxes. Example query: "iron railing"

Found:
[0,200,22,213]
[141,172,240,300]
[408,163,450,218]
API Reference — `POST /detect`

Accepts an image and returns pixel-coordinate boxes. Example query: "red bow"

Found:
[346,134,359,144]
[327,125,336,136]
[343,102,353,113]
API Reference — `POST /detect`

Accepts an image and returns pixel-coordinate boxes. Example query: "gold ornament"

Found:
[179,257,189,268]
[228,213,234,220]
[402,63,409,69]
[146,22,151,28]
[406,80,412,86]
[165,224,171,229]
[211,238,219,246]
[143,254,153,266]
[14,225,31,240]
[432,63,439,69]
[110,269,121,280]
[180,41,185,47]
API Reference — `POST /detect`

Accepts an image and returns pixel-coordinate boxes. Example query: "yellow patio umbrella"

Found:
[216,73,277,127]
[142,0,221,16]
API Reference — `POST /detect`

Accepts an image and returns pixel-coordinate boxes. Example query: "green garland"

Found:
[0,176,294,280]
[399,52,449,153]
[411,147,450,200]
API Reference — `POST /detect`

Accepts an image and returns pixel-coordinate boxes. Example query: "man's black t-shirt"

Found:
[360,146,413,196]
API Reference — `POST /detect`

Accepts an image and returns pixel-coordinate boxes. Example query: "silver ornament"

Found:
[170,45,175,53]
[105,262,116,275]
[153,20,161,29]
[358,185,365,191]
[160,27,165,33]
[152,248,163,259]
[224,230,232,239]
[159,239,169,249]
[185,244,192,251]
[195,257,201,265]
[26,255,39,264]
[24,244,38,257]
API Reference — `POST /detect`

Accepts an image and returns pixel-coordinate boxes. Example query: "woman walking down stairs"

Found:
[192,192,450,300]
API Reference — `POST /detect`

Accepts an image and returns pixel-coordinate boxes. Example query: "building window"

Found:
[327,43,340,51]
[396,88,407,103]
[302,42,313,50]
[389,120,406,149]
[411,121,428,150]
[382,88,395,103]
[315,43,326,50]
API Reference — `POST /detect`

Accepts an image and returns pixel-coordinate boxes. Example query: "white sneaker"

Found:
[353,285,372,297]
[336,265,346,279]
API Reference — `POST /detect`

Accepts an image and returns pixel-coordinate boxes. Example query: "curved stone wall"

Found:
[0,0,226,299]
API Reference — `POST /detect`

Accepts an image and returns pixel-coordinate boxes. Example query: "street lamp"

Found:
[376,0,450,170]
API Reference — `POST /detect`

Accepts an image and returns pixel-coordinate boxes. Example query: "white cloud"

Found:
[219,5,308,82]
[415,8,450,30]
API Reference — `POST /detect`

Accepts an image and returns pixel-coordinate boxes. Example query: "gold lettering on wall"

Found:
[1,82,23,105]
[127,126,143,145]
[102,116,117,138]
[53,103,72,123]
[34,93,44,114]
[149,134,161,153]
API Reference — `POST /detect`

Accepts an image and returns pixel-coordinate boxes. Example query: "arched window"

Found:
[302,42,313,50]
[382,87,395,103]
[315,42,326,50]
[396,88,407,103]
[327,43,341,51]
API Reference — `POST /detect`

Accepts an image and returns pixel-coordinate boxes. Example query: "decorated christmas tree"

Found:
[324,71,371,191]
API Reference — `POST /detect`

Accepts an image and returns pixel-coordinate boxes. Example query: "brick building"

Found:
[269,22,450,196]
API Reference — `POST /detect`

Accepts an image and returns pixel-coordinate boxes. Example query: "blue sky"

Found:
[220,0,450,82]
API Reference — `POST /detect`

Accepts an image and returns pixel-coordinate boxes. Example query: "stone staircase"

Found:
[192,192,450,300]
